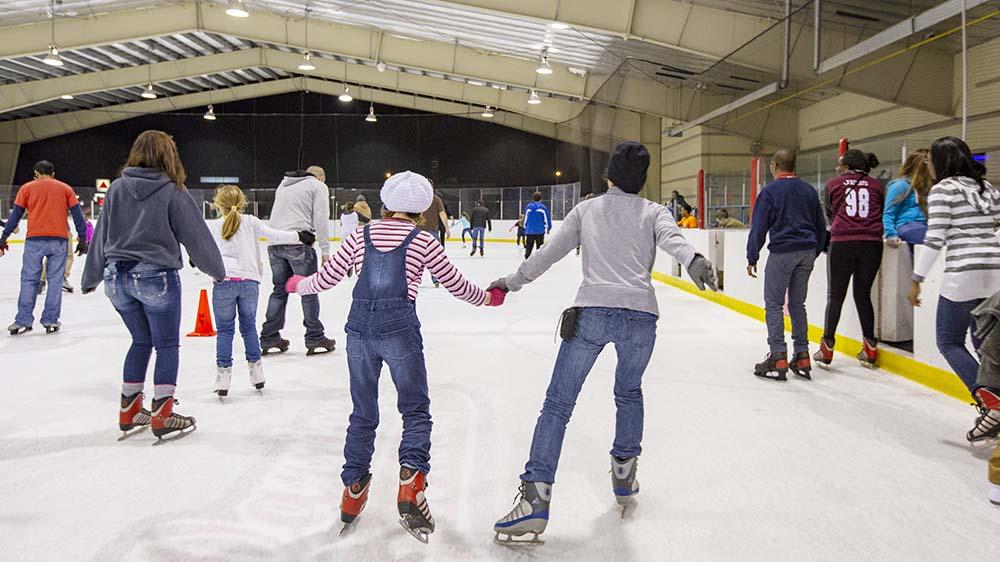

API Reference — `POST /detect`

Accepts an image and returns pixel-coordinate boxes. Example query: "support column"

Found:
[0,142,20,210]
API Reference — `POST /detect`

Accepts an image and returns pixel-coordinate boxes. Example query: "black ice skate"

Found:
[43,322,61,334]
[260,338,289,356]
[611,455,639,517]
[150,397,196,445]
[397,467,434,543]
[8,322,32,335]
[470,248,477,257]
[754,352,788,381]
[494,481,550,546]
[306,337,336,356]
[479,248,484,257]
[790,351,812,380]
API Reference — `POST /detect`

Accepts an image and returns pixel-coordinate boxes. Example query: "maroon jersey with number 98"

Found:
[824,171,884,243]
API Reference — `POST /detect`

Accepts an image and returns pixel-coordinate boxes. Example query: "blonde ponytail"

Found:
[214,184,247,240]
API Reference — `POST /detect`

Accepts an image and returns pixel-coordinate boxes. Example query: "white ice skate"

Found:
[249,360,265,393]
[611,455,640,517]
[990,484,1000,506]
[494,481,550,546]
[213,367,232,400]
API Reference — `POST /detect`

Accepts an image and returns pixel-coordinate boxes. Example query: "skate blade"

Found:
[399,518,431,544]
[753,372,787,382]
[792,371,812,380]
[816,361,832,370]
[306,347,334,356]
[9,328,32,336]
[339,523,355,536]
[117,425,149,441]
[858,361,878,370]
[968,436,999,448]
[261,347,288,356]
[494,532,544,547]
[152,425,196,446]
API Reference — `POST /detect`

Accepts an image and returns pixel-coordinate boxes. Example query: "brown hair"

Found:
[381,209,425,225]
[214,184,246,240]
[125,130,186,188]
[895,149,931,215]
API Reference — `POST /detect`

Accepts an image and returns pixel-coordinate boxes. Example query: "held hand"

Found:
[486,287,507,307]
[0,237,8,257]
[909,281,922,307]
[75,240,89,256]
[298,230,317,246]
[686,255,718,292]
[285,274,307,294]
[321,255,330,265]
[887,237,901,249]
[487,277,509,293]
[747,264,758,278]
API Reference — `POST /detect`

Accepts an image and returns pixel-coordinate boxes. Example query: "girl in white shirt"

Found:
[208,185,314,399]
[341,202,360,235]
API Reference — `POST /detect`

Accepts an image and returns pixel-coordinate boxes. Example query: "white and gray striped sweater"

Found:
[913,176,1000,301]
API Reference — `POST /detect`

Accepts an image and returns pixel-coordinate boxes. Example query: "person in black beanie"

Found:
[490,140,718,542]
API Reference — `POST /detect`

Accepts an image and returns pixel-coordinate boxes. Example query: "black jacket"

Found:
[470,206,492,230]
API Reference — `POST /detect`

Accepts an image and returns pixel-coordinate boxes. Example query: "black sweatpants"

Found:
[524,234,545,259]
[823,240,883,344]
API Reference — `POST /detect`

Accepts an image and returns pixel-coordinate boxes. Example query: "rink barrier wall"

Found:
[650,271,971,403]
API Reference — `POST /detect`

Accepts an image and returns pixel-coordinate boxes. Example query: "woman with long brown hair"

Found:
[884,148,931,250]
[82,130,225,444]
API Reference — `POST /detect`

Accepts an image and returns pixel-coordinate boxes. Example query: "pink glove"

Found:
[486,287,507,307]
[285,275,307,294]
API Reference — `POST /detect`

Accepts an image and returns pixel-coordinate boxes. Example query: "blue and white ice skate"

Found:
[494,481,550,546]
[611,455,639,517]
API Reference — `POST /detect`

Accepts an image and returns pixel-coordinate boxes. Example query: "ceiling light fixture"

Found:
[203,104,217,121]
[376,61,386,72]
[528,90,541,105]
[43,44,63,67]
[298,52,316,71]
[141,82,157,99]
[366,104,377,123]
[140,40,156,99]
[60,94,74,100]
[225,0,250,18]
[549,21,570,30]
[568,66,587,77]
[467,79,485,86]
[536,50,553,75]
[339,85,353,102]
[481,106,494,118]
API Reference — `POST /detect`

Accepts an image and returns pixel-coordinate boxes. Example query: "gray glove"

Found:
[686,255,718,292]
[487,277,510,292]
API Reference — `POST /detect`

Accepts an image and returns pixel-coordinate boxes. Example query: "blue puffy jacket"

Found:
[524,201,552,235]
[882,178,926,239]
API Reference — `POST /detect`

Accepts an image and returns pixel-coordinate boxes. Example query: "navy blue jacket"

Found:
[82,167,225,290]
[746,176,827,265]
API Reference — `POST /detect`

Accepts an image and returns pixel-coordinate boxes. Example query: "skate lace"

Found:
[510,482,527,506]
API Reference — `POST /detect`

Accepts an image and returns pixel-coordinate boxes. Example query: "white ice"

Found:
[1,241,998,562]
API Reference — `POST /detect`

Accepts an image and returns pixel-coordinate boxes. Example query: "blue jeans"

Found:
[104,262,182,394]
[213,280,261,368]
[764,249,816,354]
[16,237,68,326]
[342,302,430,484]
[261,244,326,345]
[471,227,486,250]
[522,307,657,484]
[936,296,984,392]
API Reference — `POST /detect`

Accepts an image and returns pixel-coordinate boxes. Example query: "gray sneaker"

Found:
[494,481,551,545]
[611,455,639,507]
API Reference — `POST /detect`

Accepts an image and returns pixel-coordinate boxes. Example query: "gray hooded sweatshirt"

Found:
[82,167,225,291]
[268,173,331,256]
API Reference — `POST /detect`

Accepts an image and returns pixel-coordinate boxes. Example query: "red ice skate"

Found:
[397,467,434,543]
[857,338,878,369]
[150,397,196,445]
[340,474,372,534]
[813,338,834,369]
[118,393,151,441]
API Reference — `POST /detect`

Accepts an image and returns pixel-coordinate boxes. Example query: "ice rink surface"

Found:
[1,241,998,562]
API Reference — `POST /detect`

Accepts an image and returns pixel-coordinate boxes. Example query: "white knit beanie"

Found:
[380,171,433,214]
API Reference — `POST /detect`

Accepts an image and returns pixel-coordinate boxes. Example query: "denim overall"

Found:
[341,225,431,485]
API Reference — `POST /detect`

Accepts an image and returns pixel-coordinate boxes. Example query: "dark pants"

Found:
[823,241,883,344]
[104,262,182,396]
[764,249,816,354]
[213,280,261,368]
[522,308,657,484]
[525,234,545,259]
[937,296,984,392]
[261,244,326,345]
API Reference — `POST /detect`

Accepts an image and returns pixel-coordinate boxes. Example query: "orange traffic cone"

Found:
[187,289,216,337]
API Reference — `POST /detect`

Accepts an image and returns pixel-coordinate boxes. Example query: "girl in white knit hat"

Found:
[286,170,505,542]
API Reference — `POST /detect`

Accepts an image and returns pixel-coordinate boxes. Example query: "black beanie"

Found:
[606,141,650,194]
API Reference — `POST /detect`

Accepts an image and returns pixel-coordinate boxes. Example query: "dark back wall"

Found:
[15,92,601,192]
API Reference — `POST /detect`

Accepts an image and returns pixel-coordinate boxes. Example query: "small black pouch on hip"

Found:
[559,307,580,341]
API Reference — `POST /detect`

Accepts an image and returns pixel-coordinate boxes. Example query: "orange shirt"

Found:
[14,178,79,239]
[679,215,699,229]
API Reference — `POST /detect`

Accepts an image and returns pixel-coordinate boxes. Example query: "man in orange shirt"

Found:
[0,161,88,334]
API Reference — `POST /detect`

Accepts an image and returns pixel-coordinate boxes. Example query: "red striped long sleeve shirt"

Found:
[297,218,487,305]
